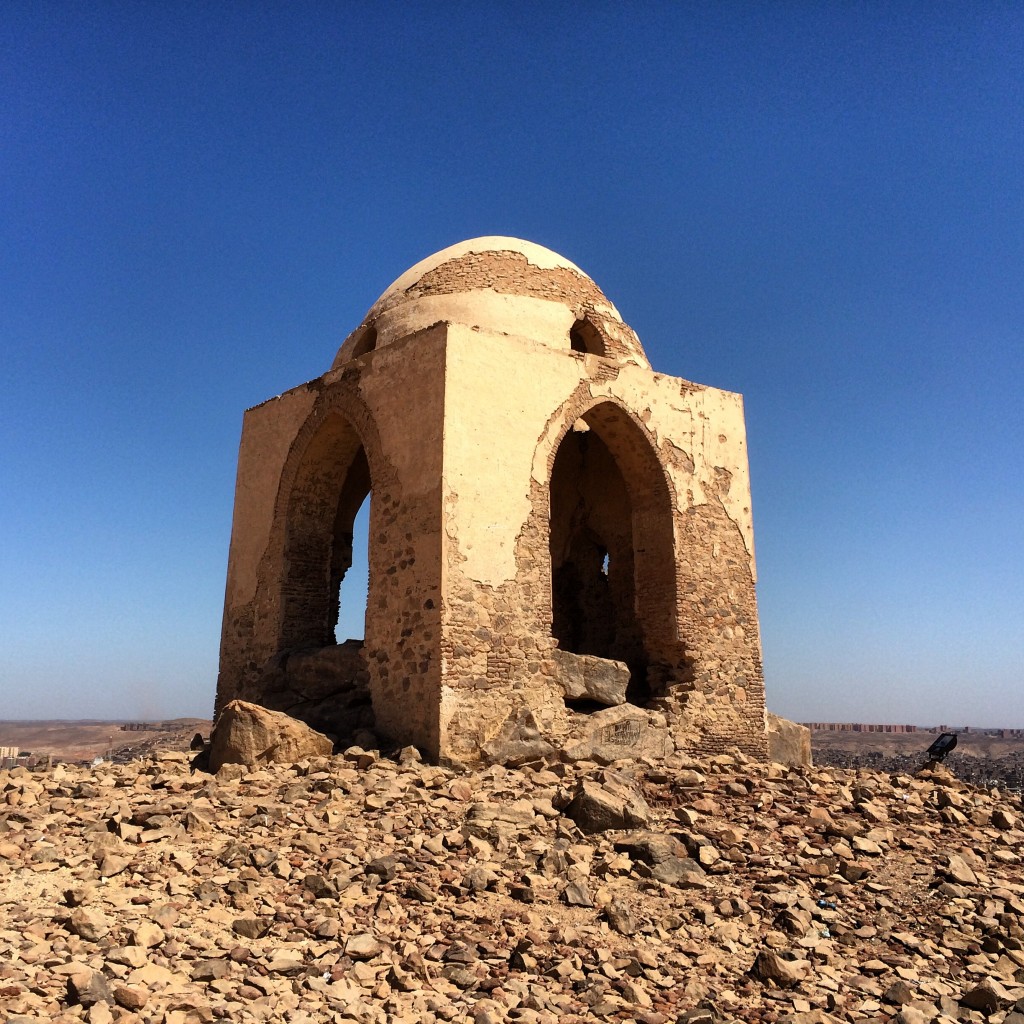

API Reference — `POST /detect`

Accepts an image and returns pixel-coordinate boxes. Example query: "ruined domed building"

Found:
[216,238,769,764]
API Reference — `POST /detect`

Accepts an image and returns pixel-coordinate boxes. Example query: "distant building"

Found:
[803,723,917,733]
[805,723,1024,738]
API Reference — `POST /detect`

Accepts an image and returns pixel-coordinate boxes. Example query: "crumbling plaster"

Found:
[436,324,763,762]
[439,333,755,589]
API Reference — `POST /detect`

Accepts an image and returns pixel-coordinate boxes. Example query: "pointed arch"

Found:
[267,393,386,655]
[278,413,368,649]
[542,395,681,700]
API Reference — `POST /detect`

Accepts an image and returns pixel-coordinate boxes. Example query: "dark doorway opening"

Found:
[549,424,649,704]
[548,403,680,708]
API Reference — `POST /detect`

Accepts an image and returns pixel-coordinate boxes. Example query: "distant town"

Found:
[809,722,1024,795]
[804,723,1024,737]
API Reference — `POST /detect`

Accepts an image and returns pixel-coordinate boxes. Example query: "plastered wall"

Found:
[437,325,766,762]
[217,327,449,755]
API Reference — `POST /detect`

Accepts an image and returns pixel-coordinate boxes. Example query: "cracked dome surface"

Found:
[332,237,648,368]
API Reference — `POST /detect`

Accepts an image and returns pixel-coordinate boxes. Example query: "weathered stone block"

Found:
[562,705,672,765]
[766,712,812,767]
[481,707,556,766]
[553,649,629,706]
[209,700,333,771]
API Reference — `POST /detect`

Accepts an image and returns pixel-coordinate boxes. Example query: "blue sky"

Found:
[1,3,1021,727]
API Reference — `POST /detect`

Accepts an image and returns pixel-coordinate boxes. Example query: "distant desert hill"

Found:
[0,719,210,763]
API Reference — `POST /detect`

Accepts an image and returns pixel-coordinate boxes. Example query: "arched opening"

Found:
[329,448,371,644]
[549,404,678,705]
[272,411,375,742]
[334,492,370,643]
[550,424,644,691]
[280,414,372,652]
[349,323,378,359]
[569,318,606,357]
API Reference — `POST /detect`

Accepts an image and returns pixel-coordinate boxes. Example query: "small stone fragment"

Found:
[562,880,594,907]
[960,978,1012,1014]
[944,854,978,885]
[346,933,383,960]
[564,777,651,833]
[231,917,270,939]
[605,900,638,935]
[113,985,148,1011]
[191,958,231,981]
[130,921,165,948]
[67,969,114,1007]
[750,950,806,988]
[68,908,108,942]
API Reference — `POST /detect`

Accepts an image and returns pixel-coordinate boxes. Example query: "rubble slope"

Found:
[3,745,1024,1024]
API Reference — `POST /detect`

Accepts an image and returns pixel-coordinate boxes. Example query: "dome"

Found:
[332,237,648,368]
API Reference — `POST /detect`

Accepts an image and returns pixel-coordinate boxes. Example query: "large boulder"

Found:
[553,650,629,706]
[209,700,333,772]
[766,712,812,767]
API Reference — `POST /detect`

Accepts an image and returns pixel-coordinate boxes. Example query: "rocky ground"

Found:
[813,748,1024,797]
[4,743,1024,1024]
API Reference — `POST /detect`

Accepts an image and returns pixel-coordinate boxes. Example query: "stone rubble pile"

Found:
[3,743,1024,1024]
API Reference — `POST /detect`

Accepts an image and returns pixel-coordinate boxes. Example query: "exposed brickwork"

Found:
[406,249,605,305]
[438,369,766,763]
[217,336,445,755]
[336,247,648,370]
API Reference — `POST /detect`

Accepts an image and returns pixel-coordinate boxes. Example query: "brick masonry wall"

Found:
[217,332,447,756]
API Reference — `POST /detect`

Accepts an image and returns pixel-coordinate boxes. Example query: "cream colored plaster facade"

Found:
[217,238,768,764]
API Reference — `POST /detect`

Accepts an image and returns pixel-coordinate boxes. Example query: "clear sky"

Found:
[2,3,1022,727]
